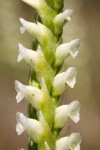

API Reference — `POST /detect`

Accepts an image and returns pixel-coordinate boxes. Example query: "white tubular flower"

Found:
[52,67,77,96]
[45,141,50,150]
[56,133,81,150]
[19,18,57,64]
[17,43,38,64]
[54,100,80,128]
[54,39,80,66]
[16,112,44,143]
[17,43,54,91]
[19,18,54,44]
[54,9,74,23]
[19,18,46,42]
[15,80,42,109]
[54,9,74,35]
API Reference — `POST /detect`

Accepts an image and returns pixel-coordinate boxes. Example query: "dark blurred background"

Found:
[0,0,100,149]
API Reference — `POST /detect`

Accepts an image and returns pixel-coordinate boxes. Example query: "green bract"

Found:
[15,0,81,150]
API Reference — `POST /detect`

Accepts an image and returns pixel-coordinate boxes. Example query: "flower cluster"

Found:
[15,0,81,150]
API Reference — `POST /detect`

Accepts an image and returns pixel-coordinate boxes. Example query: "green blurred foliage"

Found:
[0,0,100,150]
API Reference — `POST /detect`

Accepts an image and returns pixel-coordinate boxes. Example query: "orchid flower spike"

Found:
[16,0,81,149]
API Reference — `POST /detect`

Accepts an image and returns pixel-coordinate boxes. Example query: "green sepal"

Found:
[35,50,54,91]
[45,0,54,8]
[40,78,55,128]
[53,0,64,13]
[38,111,55,150]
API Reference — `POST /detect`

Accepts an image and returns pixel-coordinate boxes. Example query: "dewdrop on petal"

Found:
[16,112,44,143]
[15,80,42,109]
[54,39,80,66]
[54,100,80,128]
[52,67,77,96]
[56,133,81,150]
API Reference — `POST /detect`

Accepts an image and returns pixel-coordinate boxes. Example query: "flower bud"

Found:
[54,100,80,128]
[54,39,80,66]
[15,80,42,109]
[52,67,77,96]
[16,112,44,143]
[19,18,57,64]
[56,133,81,150]
[54,9,74,36]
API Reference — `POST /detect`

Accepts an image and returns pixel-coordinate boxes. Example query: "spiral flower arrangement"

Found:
[15,0,81,150]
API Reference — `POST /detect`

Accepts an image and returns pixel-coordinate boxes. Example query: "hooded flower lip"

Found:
[67,100,80,123]
[16,122,25,135]
[15,80,42,109]
[62,9,74,21]
[19,18,45,38]
[68,39,80,58]
[54,39,80,66]
[54,100,80,128]
[16,112,44,143]
[56,133,81,150]
[52,67,77,96]
[17,43,38,63]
